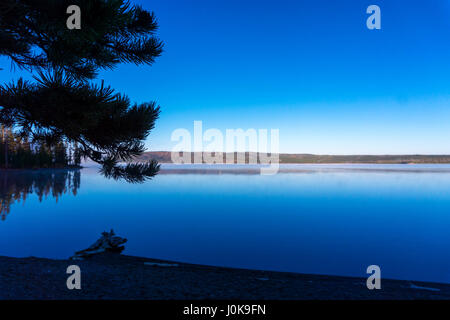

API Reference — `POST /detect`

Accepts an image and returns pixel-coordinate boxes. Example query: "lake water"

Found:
[2,164,450,284]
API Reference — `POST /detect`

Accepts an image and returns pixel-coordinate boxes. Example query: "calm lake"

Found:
[2,164,450,284]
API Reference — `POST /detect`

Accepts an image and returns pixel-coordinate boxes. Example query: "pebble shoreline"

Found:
[1,253,450,300]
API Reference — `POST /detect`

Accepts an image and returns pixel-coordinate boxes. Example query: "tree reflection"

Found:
[0,170,80,220]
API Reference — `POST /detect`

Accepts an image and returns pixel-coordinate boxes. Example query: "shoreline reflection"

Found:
[0,169,80,220]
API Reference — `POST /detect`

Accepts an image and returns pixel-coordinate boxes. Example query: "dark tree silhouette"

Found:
[0,127,79,168]
[0,0,163,181]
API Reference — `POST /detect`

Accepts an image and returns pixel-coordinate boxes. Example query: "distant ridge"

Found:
[135,152,450,164]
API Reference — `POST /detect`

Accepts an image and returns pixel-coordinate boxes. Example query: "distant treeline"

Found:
[135,151,450,164]
[0,126,82,169]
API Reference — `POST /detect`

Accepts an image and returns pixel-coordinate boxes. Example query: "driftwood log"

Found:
[70,230,127,260]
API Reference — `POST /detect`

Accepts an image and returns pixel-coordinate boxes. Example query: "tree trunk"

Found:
[3,126,8,169]
[4,141,7,169]
[1,126,6,169]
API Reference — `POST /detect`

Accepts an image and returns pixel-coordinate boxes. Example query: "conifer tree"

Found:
[0,0,163,181]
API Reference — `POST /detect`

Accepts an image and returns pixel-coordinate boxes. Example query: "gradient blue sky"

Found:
[1,0,450,154]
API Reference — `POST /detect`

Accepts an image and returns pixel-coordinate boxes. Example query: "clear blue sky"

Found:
[1,0,449,154]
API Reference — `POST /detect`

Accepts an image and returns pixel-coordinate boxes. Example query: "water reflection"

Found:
[1,165,450,283]
[0,169,80,220]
